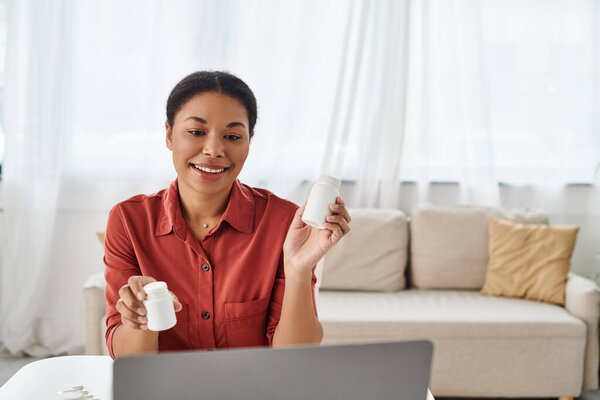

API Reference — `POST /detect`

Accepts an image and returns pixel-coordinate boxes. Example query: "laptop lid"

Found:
[113,340,433,400]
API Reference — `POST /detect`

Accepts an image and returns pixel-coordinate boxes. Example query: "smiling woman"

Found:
[166,90,253,234]
[102,71,351,358]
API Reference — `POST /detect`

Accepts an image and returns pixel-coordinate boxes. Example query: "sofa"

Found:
[84,205,600,399]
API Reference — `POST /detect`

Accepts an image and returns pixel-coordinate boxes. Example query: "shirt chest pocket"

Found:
[224,295,271,348]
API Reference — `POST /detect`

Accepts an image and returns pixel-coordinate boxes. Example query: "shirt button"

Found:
[202,263,210,271]
[201,311,211,319]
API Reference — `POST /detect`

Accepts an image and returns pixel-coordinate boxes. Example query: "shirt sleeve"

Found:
[265,207,319,346]
[103,205,142,359]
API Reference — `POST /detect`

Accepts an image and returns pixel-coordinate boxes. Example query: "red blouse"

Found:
[103,178,318,359]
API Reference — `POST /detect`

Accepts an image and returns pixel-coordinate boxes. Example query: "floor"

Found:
[0,355,44,387]
[1,355,599,399]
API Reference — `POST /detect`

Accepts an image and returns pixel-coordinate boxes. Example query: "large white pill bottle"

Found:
[142,281,176,331]
[302,174,341,229]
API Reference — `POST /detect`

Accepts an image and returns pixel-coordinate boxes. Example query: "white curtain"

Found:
[401,0,600,197]
[320,0,411,208]
[1,0,598,355]
[1,0,74,356]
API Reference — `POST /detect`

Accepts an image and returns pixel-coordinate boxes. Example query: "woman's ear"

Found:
[165,122,173,150]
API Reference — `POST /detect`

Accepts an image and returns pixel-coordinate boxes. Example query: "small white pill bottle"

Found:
[142,281,176,331]
[301,174,341,229]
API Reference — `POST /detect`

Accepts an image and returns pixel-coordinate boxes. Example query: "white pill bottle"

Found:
[142,281,176,331]
[302,174,341,229]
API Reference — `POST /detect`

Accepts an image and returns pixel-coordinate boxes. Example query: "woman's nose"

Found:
[202,133,224,158]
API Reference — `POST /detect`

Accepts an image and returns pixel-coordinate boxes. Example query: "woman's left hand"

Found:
[283,196,351,277]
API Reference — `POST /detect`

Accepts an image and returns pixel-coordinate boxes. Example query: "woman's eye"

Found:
[225,135,241,141]
[188,130,205,136]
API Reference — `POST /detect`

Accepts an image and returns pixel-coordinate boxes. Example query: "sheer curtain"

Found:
[320,0,411,208]
[1,0,598,356]
[401,0,600,196]
[1,0,74,356]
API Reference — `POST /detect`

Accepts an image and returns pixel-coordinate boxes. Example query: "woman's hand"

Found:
[116,275,183,330]
[282,196,351,277]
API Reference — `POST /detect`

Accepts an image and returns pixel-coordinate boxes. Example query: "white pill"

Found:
[72,386,84,390]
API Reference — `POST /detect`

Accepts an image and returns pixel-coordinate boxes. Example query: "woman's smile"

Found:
[189,162,231,182]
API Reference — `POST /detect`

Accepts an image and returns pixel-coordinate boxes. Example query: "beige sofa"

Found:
[84,205,600,399]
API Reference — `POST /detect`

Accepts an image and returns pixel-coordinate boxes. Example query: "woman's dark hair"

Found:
[166,70,258,134]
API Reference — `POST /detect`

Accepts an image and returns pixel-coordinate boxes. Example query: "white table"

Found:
[0,356,112,399]
[0,355,435,399]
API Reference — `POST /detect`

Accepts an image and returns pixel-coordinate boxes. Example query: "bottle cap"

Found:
[318,174,341,188]
[143,281,169,298]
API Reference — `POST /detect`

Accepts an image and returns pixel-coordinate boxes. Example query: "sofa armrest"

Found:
[565,272,600,390]
[83,272,107,355]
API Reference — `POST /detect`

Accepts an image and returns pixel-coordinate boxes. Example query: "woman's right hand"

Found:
[116,275,183,330]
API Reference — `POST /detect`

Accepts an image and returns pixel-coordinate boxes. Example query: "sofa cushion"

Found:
[96,231,105,249]
[481,217,579,305]
[317,289,585,397]
[409,205,548,289]
[319,208,408,292]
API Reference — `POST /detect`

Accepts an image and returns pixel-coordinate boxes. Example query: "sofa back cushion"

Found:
[409,205,548,289]
[320,208,409,292]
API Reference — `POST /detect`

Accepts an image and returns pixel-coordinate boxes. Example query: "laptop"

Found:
[113,340,433,400]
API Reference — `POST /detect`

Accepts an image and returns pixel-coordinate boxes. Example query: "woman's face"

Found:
[166,91,252,197]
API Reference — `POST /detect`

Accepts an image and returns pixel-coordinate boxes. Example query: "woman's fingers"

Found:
[127,275,157,301]
[118,276,157,331]
[328,197,351,223]
[116,298,147,330]
[325,214,350,234]
[170,291,183,312]
[323,197,351,244]
[323,222,345,241]
[118,284,144,314]
[119,276,181,330]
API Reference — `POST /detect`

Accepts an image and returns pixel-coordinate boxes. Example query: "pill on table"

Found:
[72,386,84,390]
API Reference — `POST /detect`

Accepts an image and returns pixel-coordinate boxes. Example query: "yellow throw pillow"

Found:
[481,217,579,305]
[96,231,105,249]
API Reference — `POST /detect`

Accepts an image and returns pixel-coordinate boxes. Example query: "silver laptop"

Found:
[113,340,433,400]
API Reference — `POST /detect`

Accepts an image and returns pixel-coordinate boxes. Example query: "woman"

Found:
[103,71,351,358]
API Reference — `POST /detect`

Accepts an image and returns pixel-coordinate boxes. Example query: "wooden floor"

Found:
[1,355,599,400]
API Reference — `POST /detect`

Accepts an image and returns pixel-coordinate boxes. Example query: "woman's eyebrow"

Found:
[184,116,207,124]
[183,116,246,129]
[226,121,246,129]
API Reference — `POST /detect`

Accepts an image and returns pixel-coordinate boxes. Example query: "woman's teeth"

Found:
[193,165,226,174]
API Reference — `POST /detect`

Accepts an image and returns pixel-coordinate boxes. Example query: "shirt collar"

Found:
[155,177,255,238]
